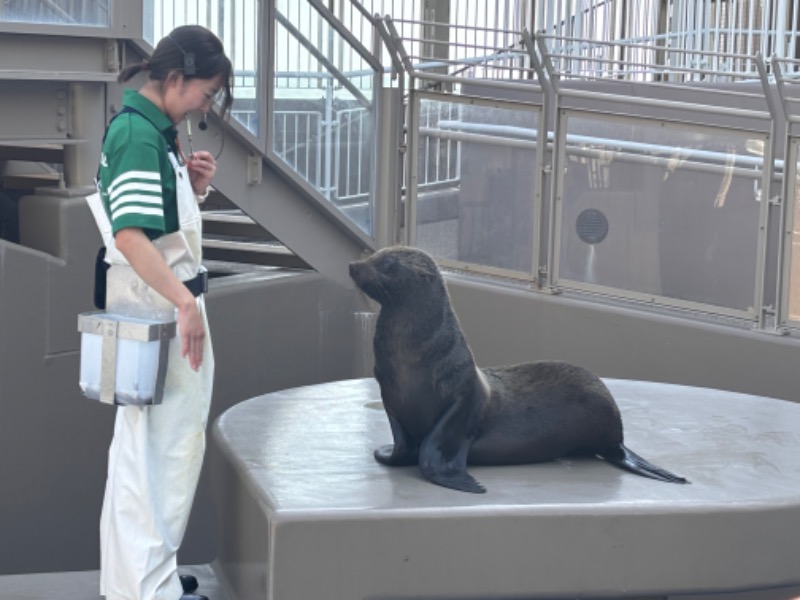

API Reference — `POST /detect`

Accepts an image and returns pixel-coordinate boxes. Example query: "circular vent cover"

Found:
[576,208,609,245]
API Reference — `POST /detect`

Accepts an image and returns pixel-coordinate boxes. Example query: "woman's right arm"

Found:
[114,227,206,371]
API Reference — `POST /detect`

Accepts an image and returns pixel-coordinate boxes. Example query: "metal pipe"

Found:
[559,87,769,122]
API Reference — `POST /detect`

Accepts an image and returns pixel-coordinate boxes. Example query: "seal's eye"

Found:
[380,255,399,273]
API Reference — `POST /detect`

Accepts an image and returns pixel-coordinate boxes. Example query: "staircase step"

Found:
[2,172,61,191]
[202,238,310,269]
[202,209,275,240]
[0,144,64,163]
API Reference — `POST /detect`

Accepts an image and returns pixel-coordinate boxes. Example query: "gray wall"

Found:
[447,276,800,403]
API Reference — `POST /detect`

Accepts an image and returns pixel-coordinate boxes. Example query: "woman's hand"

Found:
[187,150,216,196]
[176,298,205,371]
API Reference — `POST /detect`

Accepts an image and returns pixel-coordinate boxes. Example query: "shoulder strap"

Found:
[96,105,144,182]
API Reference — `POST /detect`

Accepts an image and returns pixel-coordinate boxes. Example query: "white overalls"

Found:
[95,153,214,600]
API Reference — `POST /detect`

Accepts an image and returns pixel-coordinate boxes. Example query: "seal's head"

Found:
[349,246,443,306]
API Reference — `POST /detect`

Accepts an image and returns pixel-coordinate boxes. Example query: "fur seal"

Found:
[349,246,689,494]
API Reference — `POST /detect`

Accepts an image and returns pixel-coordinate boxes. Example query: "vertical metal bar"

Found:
[536,0,545,33]
[304,113,311,180]
[702,0,712,66]
[754,125,772,330]
[680,0,687,78]
[293,112,300,172]
[713,2,725,69]
[761,55,790,328]
[548,103,566,290]
[333,107,340,200]
[444,104,453,180]
[530,101,544,284]
[792,0,800,63]
[347,112,354,198]
[316,114,323,189]
[747,0,757,68]
[280,113,287,160]
[405,90,420,246]
[262,0,272,153]
[453,101,461,185]
[776,0,787,57]
[778,137,798,328]
[686,0,695,68]
[358,110,365,198]
[434,109,441,183]
[324,81,333,200]
[337,112,344,199]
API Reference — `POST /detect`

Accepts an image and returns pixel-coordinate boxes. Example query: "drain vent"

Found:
[576,208,609,245]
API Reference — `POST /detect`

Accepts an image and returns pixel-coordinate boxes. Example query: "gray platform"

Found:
[210,378,800,600]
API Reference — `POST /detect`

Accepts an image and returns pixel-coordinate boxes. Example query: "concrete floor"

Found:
[0,564,229,600]
[10,573,792,600]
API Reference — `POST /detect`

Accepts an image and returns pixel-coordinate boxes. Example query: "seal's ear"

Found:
[417,263,439,282]
[420,269,437,282]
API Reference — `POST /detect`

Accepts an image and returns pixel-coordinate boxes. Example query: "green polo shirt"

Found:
[98,89,181,239]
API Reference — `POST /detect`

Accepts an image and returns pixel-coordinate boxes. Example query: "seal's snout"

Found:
[349,261,376,296]
[349,260,364,283]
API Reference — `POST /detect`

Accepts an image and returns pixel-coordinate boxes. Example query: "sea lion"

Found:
[349,246,688,494]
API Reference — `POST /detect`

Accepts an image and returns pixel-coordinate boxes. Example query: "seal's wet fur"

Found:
[349,246,688,493]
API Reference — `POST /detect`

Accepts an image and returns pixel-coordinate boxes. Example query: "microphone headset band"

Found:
[166,34,196,76]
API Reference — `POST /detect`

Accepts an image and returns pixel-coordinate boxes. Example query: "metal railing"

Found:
[8,0,800,332]
[375,5,800,333]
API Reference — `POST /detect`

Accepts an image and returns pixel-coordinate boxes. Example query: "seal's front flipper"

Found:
[422,469,486,494]
[419,400,485,494]
[420,460,486,494]
[419,435,485,493]
[374,411,419,466]
[374,444,418,466]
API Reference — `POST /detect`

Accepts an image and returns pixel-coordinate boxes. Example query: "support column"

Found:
[63,82,106,191]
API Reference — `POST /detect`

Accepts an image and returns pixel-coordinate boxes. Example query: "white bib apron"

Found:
[97,154,214,600]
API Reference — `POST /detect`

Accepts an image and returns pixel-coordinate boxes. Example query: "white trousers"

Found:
[100,299,214,600]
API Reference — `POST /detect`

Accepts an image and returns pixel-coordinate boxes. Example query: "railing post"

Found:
[373,87,402,248]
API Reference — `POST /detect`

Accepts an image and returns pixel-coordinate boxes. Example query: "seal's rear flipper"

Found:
[599,444,689,484]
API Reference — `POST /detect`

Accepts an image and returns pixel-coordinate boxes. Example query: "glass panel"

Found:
[559,115,764,313]
[1,0,109,26]
[788,147,800,322]
[145,0,261,135]
[415,98,538,274]
[273,0,375,235]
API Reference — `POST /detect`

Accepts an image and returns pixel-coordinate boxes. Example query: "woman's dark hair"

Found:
[118,25,234,119]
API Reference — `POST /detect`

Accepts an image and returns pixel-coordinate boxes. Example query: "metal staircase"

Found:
[200,193,310,270]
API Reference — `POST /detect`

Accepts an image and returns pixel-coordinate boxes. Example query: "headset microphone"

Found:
[198,113,208,131]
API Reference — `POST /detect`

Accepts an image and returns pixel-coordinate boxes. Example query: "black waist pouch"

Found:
[94,246,109,309]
